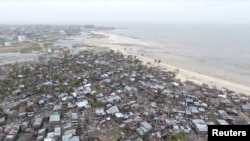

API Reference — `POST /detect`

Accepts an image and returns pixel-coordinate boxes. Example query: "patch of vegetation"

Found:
[73,44,109,52]
[89,92,103,108]
[20,43,41,53]
[113,126,121,141]
[51,45,61,50]
[168,132,186,141]
[44,42,54,48]
[88,32,108,39]
[0,106,3,114]
[40,37,59,43]
[46,38,59,42]
[73,44,97,48]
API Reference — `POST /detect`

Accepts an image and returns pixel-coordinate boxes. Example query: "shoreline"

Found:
[85,30,250,95]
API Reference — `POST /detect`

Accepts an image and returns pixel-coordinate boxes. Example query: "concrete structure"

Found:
[62,134,80,141]
[33,117,43,130]
[106,106,119,115]
[77,100,89,109]
[71,113,78,126]
[95,108,106,116]
[106,95,121,103]
[241,104,250,113]
[49,114,60,124]
[17,35,26,42]
[136,121,153,136]
[4,42,12,47]
[192,119,208,134]
[216,119,229,125]
[54,127,61,138]
[53,104,62,112]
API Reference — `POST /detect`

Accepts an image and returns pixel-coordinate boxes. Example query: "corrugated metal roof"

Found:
[49,114,60,122]
[71,113,78,120]
[34,117,43,126]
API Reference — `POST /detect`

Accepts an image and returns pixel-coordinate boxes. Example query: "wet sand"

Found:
[85,31,250,95]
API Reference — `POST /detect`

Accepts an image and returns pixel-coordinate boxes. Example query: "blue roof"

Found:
[42,81,53,86]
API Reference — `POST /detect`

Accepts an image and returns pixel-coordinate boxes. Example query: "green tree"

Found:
[171,91,176,99]
[173,69,179,78]
[168,132,186,141]
[94,85,102,93]
[157,59,161,66]
[0,106,3,114]
[42,86,50,93]
[113,126,121,141]
[31,85,37,94]
[208,110,215,121]
[154,59,157,65]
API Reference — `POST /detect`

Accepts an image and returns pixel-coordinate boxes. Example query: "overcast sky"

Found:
[0,0,250,25]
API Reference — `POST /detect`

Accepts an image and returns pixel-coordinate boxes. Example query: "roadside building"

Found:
[71,113,78,126]
[17,35,26,42]
[33,116,44,130]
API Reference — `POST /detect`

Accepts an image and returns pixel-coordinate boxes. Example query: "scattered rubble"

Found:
[0,50,249,141]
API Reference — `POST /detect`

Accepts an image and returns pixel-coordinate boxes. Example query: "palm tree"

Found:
[113,126,121,141]
[173,69,179,78]
[0,106,3,115]
[157,59,161,66]
[208,110,215,121]
[134,55,137,60]
[171,91,176,104]
[43,86,50,93]
[154,59,157,66]
[31,85,37,94]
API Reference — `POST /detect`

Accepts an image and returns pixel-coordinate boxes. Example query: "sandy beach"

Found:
[84,31,250,95]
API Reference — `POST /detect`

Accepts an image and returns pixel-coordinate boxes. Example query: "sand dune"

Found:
[87,31,250,95]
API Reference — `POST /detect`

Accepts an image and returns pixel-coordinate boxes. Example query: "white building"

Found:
[48,48,52,53]
[106,106,119,115]
[77,100,89,109]
[17,35,26,42]
[59,30,66,35]
[4,42,12,47]
[95,108,106,116]
[136,121,153,136]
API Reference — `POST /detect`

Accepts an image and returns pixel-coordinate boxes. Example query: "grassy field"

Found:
[41,37,59,43]
[39,34,60,43]
[43,42,54,48]
[20,43,42,53]
[73,43,98,48]
[88,32,108,39]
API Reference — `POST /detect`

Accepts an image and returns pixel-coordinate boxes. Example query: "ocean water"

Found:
[105,23,250,86]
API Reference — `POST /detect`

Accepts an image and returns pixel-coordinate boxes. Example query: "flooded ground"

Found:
[0,32,88,67]
[0,52,40,80]
[0,52,40,66]
[54,32,87,54]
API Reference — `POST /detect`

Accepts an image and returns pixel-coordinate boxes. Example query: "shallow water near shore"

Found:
[104,23,250,87]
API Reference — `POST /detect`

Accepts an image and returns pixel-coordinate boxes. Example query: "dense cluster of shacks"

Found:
[0,50,250,141]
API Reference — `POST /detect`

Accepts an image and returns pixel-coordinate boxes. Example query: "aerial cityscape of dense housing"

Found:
[0,25,249,141]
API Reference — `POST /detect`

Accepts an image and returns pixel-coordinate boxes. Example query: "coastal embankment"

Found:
[84,31,250,95]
